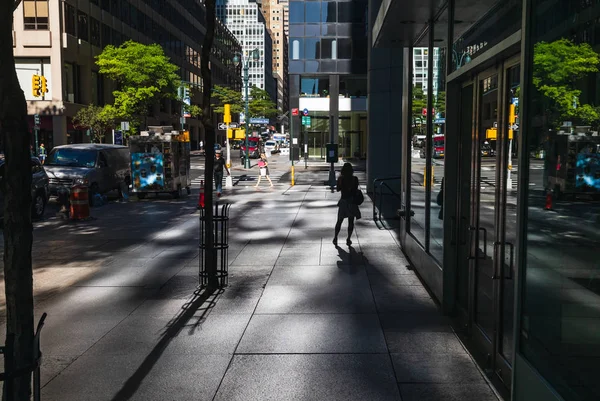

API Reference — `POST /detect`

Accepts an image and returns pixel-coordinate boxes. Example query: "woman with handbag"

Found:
[254,153,273,188]
[333,162,362,246]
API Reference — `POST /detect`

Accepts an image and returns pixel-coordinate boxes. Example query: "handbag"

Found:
[353,188,364,205]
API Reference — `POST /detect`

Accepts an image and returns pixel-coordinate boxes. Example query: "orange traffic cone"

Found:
[544,190,553,211]
[198,179,205,209]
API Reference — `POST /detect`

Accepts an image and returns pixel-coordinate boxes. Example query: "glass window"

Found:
[63,63,75,103]
[23,0,49,30]
[322,2,336,23]
[337,39,351,59]
[301,77,329,97]
[305,38,319,59]
[305,2,320,23]
[322,24,336,36]
[305,24,320,37]
[77,11,89,42]
[289,24,304,36]
[291,38,303,60]
[90,18,101,47]
[46,148,98,168]
[289,1,304,24]
[64,3,76,36]
[520,2,600,400]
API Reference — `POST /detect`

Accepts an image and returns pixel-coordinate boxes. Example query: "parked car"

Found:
[44,144,130,202]
[0,157,50,220]
[481,142,495,157]
[264,140,279,153]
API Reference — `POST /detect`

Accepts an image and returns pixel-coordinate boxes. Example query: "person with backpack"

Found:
[333,162,362,246]
[254,153,273,188]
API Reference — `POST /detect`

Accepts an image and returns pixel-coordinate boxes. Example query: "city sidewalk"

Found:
[13,171,498,400]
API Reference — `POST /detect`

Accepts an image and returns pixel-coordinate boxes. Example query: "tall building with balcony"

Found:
[11,0,241,150]
[216,0,277,104]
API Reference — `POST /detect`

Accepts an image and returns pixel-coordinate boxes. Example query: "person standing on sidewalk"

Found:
[254,153,273,188]
[214,151,229,197]
[38,143,46,164]
[333,162,361,246]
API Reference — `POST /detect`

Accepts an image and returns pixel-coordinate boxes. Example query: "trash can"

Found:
[199,203,231,288]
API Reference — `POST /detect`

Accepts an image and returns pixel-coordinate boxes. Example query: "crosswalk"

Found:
[190,170,287,188]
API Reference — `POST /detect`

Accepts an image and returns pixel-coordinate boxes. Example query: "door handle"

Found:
[467,226,476,260]
[478,227,488,260]
[505,241,514,280]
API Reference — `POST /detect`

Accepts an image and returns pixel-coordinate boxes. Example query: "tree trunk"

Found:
[0,2,35,400]
[201,0,218,289]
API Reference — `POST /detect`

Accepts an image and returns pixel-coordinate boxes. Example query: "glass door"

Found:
[456,55,520,392]
[307,131,325,158]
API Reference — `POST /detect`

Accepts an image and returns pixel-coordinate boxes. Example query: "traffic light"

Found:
[40,76,48,95]
[32,74,41,97]
[183,86,189,99]
[223,104,231,123]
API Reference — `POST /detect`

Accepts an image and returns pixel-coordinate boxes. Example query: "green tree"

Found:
[435,91,446,117]
[248,86,278,118]
[1,1,35,398]
[96,40,180,134]
[211,85,243,114]
[412,86,427,132]
[533,38,600,128]
[73,105,116,143]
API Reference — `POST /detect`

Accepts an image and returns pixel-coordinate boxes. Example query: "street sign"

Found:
[113,130,123,145]
[121,121,130,131]
[292,108,299,116]
[218,123,227,130]
[303,108,309,116]
[218,122,240,130]
[229,122,239,128]
[301,116,311,126]
[34,114,40,125]
[249,118,269,124]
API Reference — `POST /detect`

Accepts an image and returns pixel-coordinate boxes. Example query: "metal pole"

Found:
[34,127,39,156]
[290,114,295,185]
[244,60,251,169]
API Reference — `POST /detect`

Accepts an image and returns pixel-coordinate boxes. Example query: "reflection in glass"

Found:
[305,38,319,59]
[305,2,320,23]
[301,77,329,97]
[521,27,600,400]
[289,1,304,24]
[322,2,336,23]
[291,38,302,60]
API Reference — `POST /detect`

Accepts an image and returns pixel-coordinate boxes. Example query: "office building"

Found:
[217,0,277,104]
[12,0,241,149]
[370,0,600,400]
[288,0,369,159]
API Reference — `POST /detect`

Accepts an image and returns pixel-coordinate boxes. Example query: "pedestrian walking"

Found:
[214,151,230,197]
[254,153,273,187]
[333,162,361,246]
[38,143,46,164]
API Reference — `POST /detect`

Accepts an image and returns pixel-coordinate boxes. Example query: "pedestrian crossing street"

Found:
[190,169,287,188]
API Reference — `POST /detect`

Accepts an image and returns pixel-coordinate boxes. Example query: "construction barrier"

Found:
[70,185,90,220]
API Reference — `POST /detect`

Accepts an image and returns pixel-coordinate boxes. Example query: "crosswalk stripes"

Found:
[190,170,287,187]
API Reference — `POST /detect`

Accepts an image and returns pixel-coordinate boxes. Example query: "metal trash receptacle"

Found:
[199,203,231,288]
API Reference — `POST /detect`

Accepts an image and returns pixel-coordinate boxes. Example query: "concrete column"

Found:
[367,0,403,192]
[52,115,68,145]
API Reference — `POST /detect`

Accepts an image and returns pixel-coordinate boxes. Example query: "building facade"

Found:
[412,47,440,97]
[12,0,241,150]
[259,0,289,115]
[371,0,600,400]
[288,0,369,160]
[217,0,276,104]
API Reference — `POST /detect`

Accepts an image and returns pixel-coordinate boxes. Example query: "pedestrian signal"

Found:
[40,76,48,95]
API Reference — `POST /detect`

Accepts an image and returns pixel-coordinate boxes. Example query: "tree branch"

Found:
[13,0,22,12]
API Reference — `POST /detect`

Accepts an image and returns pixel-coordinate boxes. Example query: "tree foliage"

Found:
[73,105,116,143]
[533,38,600,127]
[211,85,243,115]
[248,86,278,118]
[435,91,446,117]
[412,86,427,130]
[96,41,180,134]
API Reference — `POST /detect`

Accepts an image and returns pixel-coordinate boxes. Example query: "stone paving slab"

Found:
[214,354,401,401]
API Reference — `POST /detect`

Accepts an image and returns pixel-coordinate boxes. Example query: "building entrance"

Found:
[455,55,520,392]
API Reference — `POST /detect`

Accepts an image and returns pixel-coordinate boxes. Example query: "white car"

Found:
[264,140,279,153]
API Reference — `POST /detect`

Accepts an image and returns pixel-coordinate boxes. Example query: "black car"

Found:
[0,157,50,219]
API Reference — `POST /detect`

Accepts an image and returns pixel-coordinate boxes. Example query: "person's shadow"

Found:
[335,244,364,273]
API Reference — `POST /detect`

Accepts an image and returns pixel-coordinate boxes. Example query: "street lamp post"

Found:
[233,49,260,169]
[452,48,472,69]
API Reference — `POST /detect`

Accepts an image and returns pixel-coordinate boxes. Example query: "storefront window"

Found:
[339,112,366,159]
[520,2,600,400]
[300,77,329,97]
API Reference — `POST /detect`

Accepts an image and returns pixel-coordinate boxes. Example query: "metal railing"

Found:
[373,176,402,222]
[0,313,47,401]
